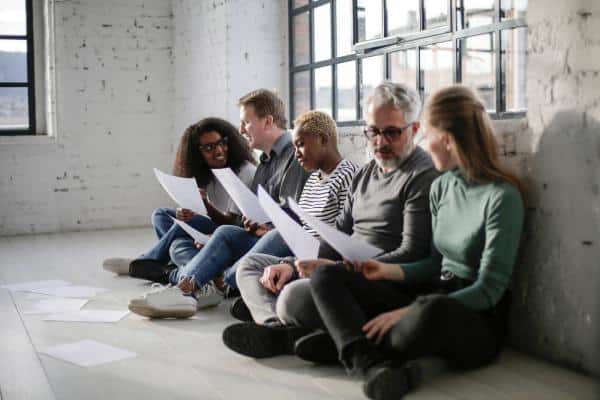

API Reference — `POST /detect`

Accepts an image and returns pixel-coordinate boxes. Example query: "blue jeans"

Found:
[139,207,218,264]
[169,227,292,288]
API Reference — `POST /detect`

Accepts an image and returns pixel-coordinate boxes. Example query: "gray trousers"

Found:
[235,253,324,328]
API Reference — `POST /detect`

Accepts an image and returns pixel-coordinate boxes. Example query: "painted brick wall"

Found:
[507,0,600,375]
[171,0,288,137]
[0,0,175,235]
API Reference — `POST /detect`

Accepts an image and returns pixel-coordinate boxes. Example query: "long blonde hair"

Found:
[424,85,525,198]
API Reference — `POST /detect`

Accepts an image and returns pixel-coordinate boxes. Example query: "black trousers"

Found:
[310,264,508,370]
[310,264,420,354]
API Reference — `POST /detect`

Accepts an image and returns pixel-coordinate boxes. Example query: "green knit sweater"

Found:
[401,169,525,310]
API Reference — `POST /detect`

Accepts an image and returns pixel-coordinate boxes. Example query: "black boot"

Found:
[129,259,176,284]
[294,331,339,365]
[222,321,312,358]
[363,360,422,400]
[229,297,253,322]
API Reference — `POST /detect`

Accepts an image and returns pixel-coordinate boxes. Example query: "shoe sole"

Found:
[128,303,195,319]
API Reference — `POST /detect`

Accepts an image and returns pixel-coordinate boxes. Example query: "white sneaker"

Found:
[194,282,224,310]
[103,257,133,275]
[128,284,197,318]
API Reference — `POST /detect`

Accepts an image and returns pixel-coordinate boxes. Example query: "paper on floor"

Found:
[29,285,109,298]
[212,168,270,224]
[257,186,319,259]
[0,280,70,293]
[288,198,382,262]
[153,168,207,215]
[170,217,210,244]
[22,298,89,315]
[43,310,129,323]
[40,339,137,367]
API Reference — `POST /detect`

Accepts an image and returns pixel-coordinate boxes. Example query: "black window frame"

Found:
[0,0,36,136]
[289,0,528,127]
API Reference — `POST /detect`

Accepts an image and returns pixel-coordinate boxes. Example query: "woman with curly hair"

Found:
[102,117,256,279]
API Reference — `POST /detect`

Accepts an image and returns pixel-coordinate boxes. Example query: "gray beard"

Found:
[374,145,414,172]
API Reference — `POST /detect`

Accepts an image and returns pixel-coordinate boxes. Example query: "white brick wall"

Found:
[0,0,175,235]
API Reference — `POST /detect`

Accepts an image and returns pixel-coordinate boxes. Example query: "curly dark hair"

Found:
[172,117,256,187]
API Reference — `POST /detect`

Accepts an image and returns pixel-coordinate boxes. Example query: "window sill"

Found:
[0,134,56,146]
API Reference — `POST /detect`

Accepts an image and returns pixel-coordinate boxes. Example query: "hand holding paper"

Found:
[288,198,382,262]
[153,168,207,215]
[212,168,269,224]
[257,186,319,259]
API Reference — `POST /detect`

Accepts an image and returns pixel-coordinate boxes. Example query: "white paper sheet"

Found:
[211,168,270,224]
[22,298,89,315]
[29,285,109,299]
[43,310,130,323]
[288,198,382,262]
[170,217,210,244]
[153,168,207,215]
[1,280,70,293]
[40,339,137,367]
[257,186,319,259]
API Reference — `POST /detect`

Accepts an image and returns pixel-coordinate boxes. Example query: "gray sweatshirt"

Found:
[334,146,438,264]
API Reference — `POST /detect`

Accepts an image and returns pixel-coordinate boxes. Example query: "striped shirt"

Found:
[298,158,358,237]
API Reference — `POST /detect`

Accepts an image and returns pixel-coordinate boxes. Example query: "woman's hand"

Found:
[243,216,269,237]
[176,207,195,222]
[259,263,294,293]
[363,306,410,343]
[355,260,405,281]
[294,258,335,278]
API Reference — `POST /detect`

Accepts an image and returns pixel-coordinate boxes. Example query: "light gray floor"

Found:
[0,228,597,400]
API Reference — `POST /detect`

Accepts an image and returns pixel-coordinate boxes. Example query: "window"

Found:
[289,0,528,125]
[0,0,45,135]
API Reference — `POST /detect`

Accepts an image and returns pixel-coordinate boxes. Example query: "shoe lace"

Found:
[196,283,221,298]
[146,283,172,295]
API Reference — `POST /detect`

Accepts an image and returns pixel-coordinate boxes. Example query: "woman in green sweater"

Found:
[305,85,525,400]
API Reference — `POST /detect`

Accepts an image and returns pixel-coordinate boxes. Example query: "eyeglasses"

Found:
[198,136,229,152]
[363,122,414,142]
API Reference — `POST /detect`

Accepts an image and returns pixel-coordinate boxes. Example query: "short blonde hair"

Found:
[293,110,338,142]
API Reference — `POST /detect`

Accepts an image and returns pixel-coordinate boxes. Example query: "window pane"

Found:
[0,0,26,36]
[0,87,29,130]
[313,4,332,62]
[501,0,527,20]
[502,27,527,111]
[460,33,496,111]
[360,55,384,111]
[420,41,453,100]
[357,0,383,42]
[293,71,311,120]
[314,66,332,117]
[458,0,495,29]
[336,0,353,57]
[387,0,419,36]
[424,0,449,29]
[0,40,28,82]
[389,49,417,90]
[294,0,309,8]
[337,61,357,121]
[293,12,310,66]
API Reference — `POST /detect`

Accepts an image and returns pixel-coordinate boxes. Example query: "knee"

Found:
[236,254,262,279]
[276,279,313,326]
[151,207,171,223]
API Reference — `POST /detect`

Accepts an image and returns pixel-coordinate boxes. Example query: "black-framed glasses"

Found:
[198,136,229,152]
[362,122,414,141]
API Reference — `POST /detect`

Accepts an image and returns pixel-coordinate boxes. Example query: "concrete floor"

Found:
[0,228,597,400]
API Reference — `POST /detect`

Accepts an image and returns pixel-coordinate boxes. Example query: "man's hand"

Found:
[176,208,195,222]
[294,258,335,279]
[363,306,410,344]
[259,263,294,293]
[243,216,269,237]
